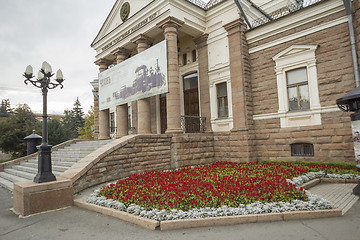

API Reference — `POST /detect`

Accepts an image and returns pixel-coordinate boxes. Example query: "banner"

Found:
[99,40,168,110]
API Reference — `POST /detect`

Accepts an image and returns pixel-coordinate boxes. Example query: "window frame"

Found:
[291,143,314,157]
[216,82,228,119]
[272,45,321,128]
[286,67,310,111]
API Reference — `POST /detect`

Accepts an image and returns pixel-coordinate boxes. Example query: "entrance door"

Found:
[183,73,199,132]
[160,95,167,134]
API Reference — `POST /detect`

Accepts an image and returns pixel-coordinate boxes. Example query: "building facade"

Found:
[91,0,360,163]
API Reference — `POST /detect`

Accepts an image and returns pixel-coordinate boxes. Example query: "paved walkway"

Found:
[1,183,359,240]
[309,183,359,215]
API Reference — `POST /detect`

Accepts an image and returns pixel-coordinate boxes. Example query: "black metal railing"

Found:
[181,115,206,133]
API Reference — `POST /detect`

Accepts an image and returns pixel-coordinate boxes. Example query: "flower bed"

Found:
[87,161,360,221]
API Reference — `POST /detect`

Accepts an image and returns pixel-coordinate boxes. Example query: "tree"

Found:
[48,116,70,146]
[77,107,94,140]
[61,98,85,139]
[72,97,85,132]
[0,99,12,117]
[0,104,41,157]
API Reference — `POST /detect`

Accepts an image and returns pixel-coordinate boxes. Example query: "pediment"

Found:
[92,0,153,47]
[272,45,318,61]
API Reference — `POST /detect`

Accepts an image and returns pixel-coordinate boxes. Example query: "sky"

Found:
[0,0,212,115]
[0,0,115,115]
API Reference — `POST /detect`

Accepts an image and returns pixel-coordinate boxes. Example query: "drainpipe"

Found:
[343,0,360,87]
[234,0,252,29]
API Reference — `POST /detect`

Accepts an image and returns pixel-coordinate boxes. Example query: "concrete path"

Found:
[309,183,359,215]
[1,186,360,240]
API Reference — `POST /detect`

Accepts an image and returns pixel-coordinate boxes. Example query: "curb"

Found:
[159,209,342,231]
[73,200,160,230]
[73,199,341,231]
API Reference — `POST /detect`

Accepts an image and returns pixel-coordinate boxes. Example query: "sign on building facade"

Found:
[99,40,168,110]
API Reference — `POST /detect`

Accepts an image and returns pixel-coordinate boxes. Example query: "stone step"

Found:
[26,159,75,167]
[0,177,13,191]
[20,162,69,172]
[0,171,29,184]
[4,168,62,180]
[51,152,93,158]
[0,139,113,191]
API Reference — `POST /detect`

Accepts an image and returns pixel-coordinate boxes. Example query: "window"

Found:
[110,112,115,134]
[272,45,321,128]
[192,50,197,62]
[216,82,228,118]
[183,53,187,65]
[287,68,310,111]
[291,143,314,157]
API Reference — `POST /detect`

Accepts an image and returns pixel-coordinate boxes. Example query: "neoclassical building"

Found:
[91,0,360,163]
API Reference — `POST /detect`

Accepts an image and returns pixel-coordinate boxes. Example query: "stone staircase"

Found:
[0,140,112,191]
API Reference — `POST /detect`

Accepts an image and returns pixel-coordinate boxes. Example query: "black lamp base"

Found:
[33,144,56,183]
[354,183,360,196]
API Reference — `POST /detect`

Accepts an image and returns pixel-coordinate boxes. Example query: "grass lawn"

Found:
[99,161,359,212]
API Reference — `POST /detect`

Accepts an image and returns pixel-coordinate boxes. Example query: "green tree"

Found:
[0,99,12,117]
[0,104,41,157]
[61,109,74,138]
[77,107,94,140]
[61,98,85,139]
[48,116,70,146]
[72,97,85,132]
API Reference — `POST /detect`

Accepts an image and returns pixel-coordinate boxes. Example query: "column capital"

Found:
[223,19,247,35]
[94,58,112,66]
[156,16,184,32]
[94,58,112,72]
[111,47,130,57]
[131,34,153,46]
[194,34,209,49]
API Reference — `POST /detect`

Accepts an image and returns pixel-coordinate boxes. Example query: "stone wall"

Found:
[249,9,355,163]
[171,133,216,169]
[253,111,353,162]
[73,134,217,193]
[73,135,171,193]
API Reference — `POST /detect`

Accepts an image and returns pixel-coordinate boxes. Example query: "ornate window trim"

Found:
[272,45,321,128]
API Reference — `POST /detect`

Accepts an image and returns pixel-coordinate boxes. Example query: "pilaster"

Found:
[157,17,184,133]
[194,34,212,132]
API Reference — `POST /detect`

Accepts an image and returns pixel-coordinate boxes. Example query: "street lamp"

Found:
[23,61,64,183]
[336,86,360,196]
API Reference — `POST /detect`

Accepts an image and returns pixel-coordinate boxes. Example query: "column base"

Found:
[34,144,56,183]
[165,128,183,134]
[98,136,111,140]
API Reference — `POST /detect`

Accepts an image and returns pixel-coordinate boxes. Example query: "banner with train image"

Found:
[99,40,168,110]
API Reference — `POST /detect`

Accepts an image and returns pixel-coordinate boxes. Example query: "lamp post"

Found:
[23,61,64,183]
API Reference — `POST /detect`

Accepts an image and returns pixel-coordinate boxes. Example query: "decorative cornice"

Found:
[156,16,184,31]
[94,58,112,66]
[131,34,154,45]
[223,18,247,35]
[111,47,130,57]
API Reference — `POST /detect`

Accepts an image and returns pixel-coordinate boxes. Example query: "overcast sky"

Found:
[0,0,212,115]
[0,0,115,115]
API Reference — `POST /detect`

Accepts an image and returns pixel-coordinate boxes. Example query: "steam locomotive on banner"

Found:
[113,59,165,100]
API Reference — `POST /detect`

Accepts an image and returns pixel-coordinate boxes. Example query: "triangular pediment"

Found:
[272,45,318,61]
[92,0,153,47]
